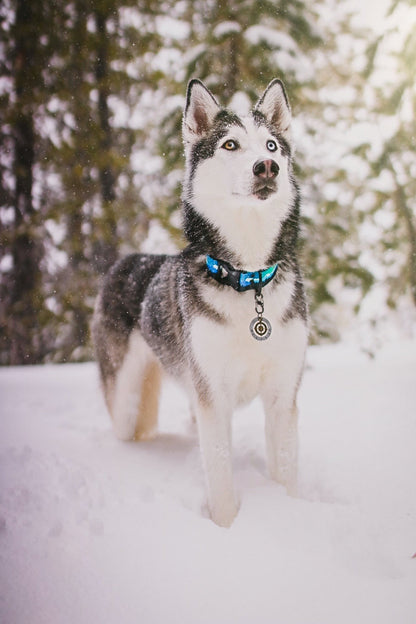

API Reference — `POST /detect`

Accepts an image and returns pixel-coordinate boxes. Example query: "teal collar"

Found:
[206,255,278,293]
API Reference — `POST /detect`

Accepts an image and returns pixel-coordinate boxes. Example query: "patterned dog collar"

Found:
[206,255,278,293]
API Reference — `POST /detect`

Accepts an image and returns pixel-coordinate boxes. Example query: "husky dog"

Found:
[92,79,308,527]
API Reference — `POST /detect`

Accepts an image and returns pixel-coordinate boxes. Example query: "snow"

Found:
[213,21,242,39]
[1,341,416,623]
[245,26,297,53]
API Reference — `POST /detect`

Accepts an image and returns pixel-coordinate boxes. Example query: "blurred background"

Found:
[0,0,415,365]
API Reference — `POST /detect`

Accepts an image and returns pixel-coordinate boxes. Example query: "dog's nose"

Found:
[252,159,279,179]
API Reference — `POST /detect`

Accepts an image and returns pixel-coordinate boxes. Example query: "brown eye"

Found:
[222,140,238,151]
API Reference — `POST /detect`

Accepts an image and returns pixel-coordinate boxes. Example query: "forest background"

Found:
[0,0,415,365]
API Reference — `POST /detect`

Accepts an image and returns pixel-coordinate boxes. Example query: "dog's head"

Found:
[182,79,293,208]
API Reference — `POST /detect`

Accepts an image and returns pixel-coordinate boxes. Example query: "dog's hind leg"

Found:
[110,330,161,441]
[134,358,161,440]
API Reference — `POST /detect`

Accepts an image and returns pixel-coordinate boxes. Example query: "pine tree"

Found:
[44,0,166,361]
[3,0,406,363]
[153,0,374,340]
[359,0,416,308]
[0,0,56,364]
[1,0,165,363]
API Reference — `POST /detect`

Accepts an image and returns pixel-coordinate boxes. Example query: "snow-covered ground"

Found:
[1,340,415,623]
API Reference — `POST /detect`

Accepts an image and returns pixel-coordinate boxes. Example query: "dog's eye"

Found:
[222,140,239,151]
[266,140,277,152]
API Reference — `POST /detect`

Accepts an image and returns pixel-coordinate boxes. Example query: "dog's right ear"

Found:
[183,80,220,144]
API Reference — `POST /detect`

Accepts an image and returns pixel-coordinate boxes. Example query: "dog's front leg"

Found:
[263,321,307,495]
[263,395,299,496]
[194,400,238,527]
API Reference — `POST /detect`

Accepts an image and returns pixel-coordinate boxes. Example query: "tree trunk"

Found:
[94,8,118,274]
[9,0,44,364]
[393,180,416,306]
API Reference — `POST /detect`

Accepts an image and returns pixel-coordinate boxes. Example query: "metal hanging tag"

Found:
[250,291,272,340]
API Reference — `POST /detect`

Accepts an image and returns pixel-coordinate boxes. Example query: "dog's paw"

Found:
[285,479,298,498]
[269,462,298,497]
[209,498,240,528]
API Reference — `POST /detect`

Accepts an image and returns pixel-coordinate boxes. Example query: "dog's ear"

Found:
[254,79,291,139]
[183,80,221,143]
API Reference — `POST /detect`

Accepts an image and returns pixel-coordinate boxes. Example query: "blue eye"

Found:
[267,140,277,152]
[222,139,239,151]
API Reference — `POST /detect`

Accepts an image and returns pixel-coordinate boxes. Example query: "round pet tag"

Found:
[249,316,272,341]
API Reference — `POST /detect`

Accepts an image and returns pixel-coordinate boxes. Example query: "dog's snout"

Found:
[253,159,279,180]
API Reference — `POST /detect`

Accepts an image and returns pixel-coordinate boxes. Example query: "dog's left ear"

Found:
[183,79,221,144]
[254,79,291,139]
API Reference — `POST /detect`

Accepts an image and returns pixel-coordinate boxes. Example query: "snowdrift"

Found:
[1,341,415,623]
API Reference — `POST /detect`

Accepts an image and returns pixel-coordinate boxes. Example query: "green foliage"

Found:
[357,0,416,307]
[2,0,414,364]
[1,0,163,364]
[154,0,382,341]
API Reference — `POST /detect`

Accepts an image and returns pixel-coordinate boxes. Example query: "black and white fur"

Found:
[92,79,308,527]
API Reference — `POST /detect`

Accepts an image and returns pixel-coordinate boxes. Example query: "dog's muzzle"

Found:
[252,159,279,200]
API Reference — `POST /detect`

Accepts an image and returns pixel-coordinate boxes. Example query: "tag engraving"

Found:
[250,316,272,341]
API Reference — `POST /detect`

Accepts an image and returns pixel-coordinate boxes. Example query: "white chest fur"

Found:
[190,276,307,407]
